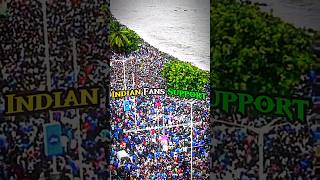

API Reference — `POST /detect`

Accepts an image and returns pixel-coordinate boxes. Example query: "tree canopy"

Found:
[108,20,140,53]
[162,60,209,92]
[211,0,316,96]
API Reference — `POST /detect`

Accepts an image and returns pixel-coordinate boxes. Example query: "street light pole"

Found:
[72,37,84,180]
[123,61,126,90]
[41,0,57,174]
[188,100,195,180]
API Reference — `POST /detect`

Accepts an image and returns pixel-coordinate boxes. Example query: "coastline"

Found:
[110,18,210,75]
[110,0,210,71]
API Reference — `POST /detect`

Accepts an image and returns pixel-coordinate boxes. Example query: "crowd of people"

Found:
[210,124,259,179]
[0,0,47,92]
[110,41,211,179]
[0,0,111,179]
[210,72,318,179]
[264,123,314,179]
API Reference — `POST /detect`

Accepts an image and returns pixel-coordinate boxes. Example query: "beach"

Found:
[110,0,210,71]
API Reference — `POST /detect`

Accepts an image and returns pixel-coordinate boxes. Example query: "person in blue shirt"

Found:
[124,163,131,172]
[0,134,7,152]
[193,139,197,146]
[308,70,317,84]
[155,151,161,159]
[160,173,166,179]
[169,106,174,112]
[148,153,153,159]
[174,136,179,145]
[130,142,135,150]
[114,131,119,140]
[170,151,174,157]
[162,152,166,158]
[124,137,129,144]
[69,159,79,176]
[200,139,205,145]
[128,120,133,127]
[300,159,311,171]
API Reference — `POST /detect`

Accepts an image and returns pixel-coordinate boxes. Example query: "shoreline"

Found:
[111,17,210,73]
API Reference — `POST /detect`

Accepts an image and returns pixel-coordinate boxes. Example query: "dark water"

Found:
[251,0,320,30]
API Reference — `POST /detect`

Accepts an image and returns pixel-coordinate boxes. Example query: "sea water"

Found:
[250,0,320,30]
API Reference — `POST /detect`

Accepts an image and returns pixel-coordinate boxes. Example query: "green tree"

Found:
[211,0,315,96]
[108,20,140,53]
[162,60,209,91]
[109,21,130,50]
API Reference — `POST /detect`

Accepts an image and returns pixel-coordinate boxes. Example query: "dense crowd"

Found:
[210,72,318,179]
[211,124,259,179]
[110,42,211,179]
[264,123,314,179]
[0,0,47,92]
[110,43,169,90]
[0,1,111,179]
